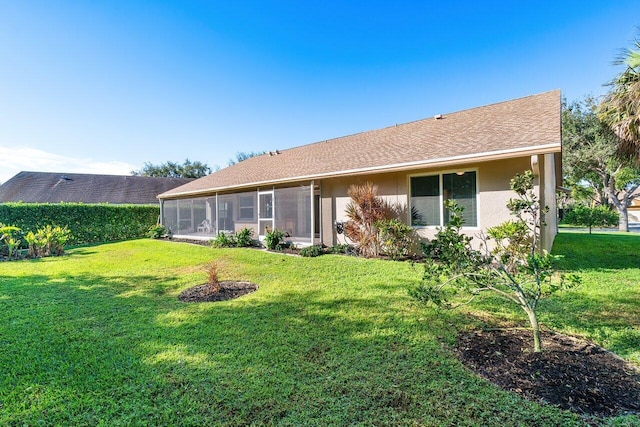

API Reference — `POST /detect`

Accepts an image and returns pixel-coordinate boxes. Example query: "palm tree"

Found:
[599,36,640,160]
[344,182,387,257]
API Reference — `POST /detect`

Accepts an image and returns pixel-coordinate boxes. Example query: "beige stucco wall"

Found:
[319,155,556,250]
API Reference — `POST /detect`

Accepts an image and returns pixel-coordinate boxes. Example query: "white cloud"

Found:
[0,146,138,184]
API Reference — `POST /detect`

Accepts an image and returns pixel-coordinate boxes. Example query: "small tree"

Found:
[562,205,619,233]
[410,171,579,352]
[344,182,387,257]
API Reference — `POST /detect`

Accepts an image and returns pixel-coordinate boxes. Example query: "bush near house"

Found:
[0,202,158,245]
[147,224,168,239]
[209,227,255,248]
[264,228,285,250]
[344,182,417,259]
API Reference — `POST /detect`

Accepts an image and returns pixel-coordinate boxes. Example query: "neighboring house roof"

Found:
[0,171,194,204]
[160,90,561,199]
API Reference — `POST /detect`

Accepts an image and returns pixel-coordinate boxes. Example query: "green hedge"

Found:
[0,203,159,246]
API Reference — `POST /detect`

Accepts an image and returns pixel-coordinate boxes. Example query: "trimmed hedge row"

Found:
[0,202,159,246]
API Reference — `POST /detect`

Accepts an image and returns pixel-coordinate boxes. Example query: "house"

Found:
[629,198,640,223]
[0,171,194,205]
[158,90,562,251]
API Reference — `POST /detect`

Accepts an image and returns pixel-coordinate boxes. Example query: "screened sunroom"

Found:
[161,183,320,245]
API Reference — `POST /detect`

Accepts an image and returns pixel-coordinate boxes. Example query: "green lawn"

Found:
[0,234,638,426]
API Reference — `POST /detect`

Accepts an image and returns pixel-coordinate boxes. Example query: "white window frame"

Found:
[409,168,479,229]
[238,194,255,221]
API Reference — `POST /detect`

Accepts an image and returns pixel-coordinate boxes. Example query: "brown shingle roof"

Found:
[161,90,561,198]
[0,172,194,204]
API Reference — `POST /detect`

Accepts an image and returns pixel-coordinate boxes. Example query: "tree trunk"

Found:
[524,306,542,352]
[619,207,629,232]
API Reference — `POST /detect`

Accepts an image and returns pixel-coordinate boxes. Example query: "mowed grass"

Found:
[0,235,637,426]
[546,231,640,364]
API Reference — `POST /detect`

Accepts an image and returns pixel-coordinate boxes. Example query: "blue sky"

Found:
[0,1,638,183]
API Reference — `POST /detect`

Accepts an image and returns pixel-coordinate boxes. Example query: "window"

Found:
[410,175,440,226]
[410,171,477,227]
[238,195,255,220]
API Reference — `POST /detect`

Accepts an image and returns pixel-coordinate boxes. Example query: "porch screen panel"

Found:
[217,194,235,233]
[163,200,178,233]
[207,197,216,235]
[235,190,258,234]
[193,198,207,232]
[274,185,311,243]
[178,200,193,233]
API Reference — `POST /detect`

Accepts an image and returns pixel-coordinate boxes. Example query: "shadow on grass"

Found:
[548,232,640,360]
[552,232,640,271]
[540,291,640,362]
[0,271,585,426]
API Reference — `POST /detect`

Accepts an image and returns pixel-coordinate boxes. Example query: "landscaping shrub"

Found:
[148,224,168,239]
[210,232,237,248]
[235,227,255,247]
[376,218,415,260]
[0,223,22,259]
[264,228,285,250]
[299,245,325,257]
[327,244,353,254]
[210,228,255,248]
[0,202,159,245]
[24,225,71,258]
[343,183,417,258]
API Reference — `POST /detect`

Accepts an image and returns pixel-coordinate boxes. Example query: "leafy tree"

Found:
[228,151,265,166]
[563,98,640,231]
[411,171,579,352]
[561,205,619,234]
[599,34,640,160]
[132,159,212,178]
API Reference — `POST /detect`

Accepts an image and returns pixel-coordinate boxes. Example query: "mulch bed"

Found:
[456,329,640,418]
[178,281,258,302]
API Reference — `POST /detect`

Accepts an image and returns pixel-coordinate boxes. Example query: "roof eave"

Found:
[158,142,561,199]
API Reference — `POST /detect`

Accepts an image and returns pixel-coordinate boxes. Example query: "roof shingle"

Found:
[0,172,193,204]
[161,90,561,198]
